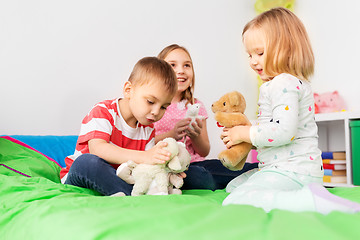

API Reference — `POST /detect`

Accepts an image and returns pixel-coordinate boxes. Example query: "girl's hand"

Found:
[186,118,203,139]
[173,118,192,141]
[221,126,250,148]
[143,141,171,164]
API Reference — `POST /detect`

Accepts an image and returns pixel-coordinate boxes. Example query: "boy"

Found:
[60,57,178,196]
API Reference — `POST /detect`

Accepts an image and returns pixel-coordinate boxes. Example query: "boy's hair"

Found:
[243,7,314,81]
[158,44,195,104]
[128,56,177,95]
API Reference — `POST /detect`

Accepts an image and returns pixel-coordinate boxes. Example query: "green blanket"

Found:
[1,138,360,240]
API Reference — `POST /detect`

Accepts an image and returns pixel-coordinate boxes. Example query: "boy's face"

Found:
[125,80,174,126]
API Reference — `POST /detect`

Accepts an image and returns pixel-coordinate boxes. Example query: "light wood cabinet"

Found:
[315,112,360,187]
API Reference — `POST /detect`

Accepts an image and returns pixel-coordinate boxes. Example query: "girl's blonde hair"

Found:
[158,44,195,104]
[243,7,314,81]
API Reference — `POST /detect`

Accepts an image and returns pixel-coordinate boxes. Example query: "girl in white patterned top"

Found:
[222,7,360,214]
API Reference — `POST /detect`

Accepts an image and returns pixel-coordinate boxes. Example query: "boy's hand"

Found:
[173,118,192,141]
[143,141,171,165]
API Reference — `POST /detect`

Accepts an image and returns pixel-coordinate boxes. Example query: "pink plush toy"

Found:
[314,91,346,114]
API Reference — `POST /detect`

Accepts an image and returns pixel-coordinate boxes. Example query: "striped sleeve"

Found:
[78,101,116,144]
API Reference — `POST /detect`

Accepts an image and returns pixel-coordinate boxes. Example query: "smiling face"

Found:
[123,80,174,127]
[243,28,271,82]
[164,49,194,100]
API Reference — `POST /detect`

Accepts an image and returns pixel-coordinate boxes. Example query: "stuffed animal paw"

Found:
[211,91,253,170]
[116,161,136,184]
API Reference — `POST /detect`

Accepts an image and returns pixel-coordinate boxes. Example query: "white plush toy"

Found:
[185,103,203,130]
[116,138,191,196]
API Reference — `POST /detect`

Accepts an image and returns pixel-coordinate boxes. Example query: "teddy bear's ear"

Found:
[229,92,241,107]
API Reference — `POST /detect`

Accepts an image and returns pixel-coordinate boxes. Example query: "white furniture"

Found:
[315,111,360,187]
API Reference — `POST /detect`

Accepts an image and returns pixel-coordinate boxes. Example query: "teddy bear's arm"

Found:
[215,112,251,128]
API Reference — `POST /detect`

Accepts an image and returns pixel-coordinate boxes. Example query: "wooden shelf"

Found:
[315,111,360,187]
[315,111,360,122]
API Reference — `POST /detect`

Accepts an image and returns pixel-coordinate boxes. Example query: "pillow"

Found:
[8,135,78,167]
[0,137,61,183]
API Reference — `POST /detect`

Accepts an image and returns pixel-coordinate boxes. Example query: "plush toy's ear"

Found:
[176,143,191,171]
[228,92,240,106]
[168,156,182,171]
[228,91,246,112]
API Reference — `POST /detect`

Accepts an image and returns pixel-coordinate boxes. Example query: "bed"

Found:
[1,135,360,240]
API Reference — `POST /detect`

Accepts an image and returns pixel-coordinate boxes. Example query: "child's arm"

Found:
[155,118,192,143]
[186,118,210,157]
[88,139,171,165]
[221,125,251,149]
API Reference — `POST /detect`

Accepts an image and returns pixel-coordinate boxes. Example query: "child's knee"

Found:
[183,165,216,190]
[73,154,106,169]
[226,168,258,192]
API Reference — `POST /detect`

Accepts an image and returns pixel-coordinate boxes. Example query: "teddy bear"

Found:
[211,91,253,171]
[116,137,191,196]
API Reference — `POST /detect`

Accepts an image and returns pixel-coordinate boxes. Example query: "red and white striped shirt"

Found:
[60,98,155,182]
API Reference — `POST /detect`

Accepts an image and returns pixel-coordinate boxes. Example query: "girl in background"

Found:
[221,7,360,214]
[155,44,258,190]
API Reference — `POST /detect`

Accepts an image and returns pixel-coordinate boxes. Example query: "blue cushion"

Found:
[8,135,78,167]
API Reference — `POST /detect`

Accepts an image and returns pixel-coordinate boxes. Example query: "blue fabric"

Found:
[65,153,133,196]
[8,135,78,167]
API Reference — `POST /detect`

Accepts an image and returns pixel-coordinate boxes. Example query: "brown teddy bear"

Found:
[211,91,253,170]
